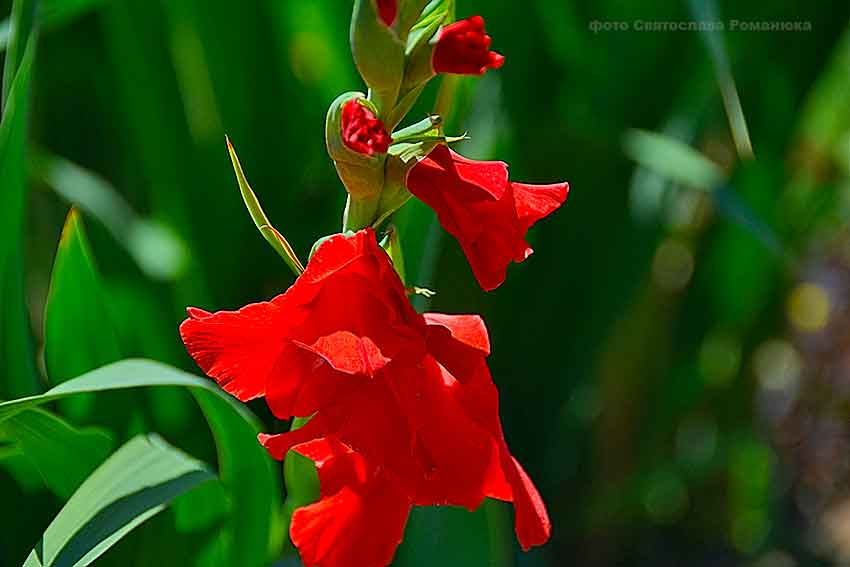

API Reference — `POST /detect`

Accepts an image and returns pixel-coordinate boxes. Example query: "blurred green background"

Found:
[2,0,850,566]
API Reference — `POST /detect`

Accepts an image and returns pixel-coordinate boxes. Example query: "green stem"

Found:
[343,195,380,232]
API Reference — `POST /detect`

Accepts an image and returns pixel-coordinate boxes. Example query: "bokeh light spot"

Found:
[290,33,332,85]
[787,282,830,332]
[753,339,802,392]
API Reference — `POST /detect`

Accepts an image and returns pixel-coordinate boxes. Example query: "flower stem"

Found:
[342,195,380,232]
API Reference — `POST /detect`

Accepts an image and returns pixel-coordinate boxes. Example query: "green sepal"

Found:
[405,0,454,56]
[379,225,406,284]
[388,116,468,164]
[399,0,455,96]
[226,137,305,276]
[385,82,427,132]
[351,0,405,115]
[392,114,443,142]
[374,156,412,228]
[394,0,431,42]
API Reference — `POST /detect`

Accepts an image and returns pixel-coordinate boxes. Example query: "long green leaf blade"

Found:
[21,434,213,567]
[0,24,37,399]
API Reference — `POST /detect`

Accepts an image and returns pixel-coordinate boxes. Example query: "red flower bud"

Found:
[341,98,392,156]
[432,16,505,76]
[375,0,397,27]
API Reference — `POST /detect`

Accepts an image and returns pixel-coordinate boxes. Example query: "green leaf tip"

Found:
[225,136,305,276]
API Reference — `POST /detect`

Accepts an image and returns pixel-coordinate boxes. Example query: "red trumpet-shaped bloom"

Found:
[341,99,391,156]
[433,16,505,75]
[406,144,569,291]
[180,229,550,567]
[374,0,397,27]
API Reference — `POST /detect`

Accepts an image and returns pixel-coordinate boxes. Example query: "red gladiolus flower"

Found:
[341,99,391,156]
[432,16,505,75]
[406,144,569,291]
[374,0,397,27]
[180,229,551,566]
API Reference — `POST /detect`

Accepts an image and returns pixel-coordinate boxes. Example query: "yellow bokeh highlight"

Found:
[787,282,830,332]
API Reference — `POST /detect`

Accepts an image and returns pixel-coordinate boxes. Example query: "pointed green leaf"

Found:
[226,137,305,275]
[0,26,38,399]
[43,210,127,424]
[45,210,122,385]
[0,408,113,499]
[21,434,213,567]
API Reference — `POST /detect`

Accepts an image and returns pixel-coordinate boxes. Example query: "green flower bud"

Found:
[350,0,405,115]
[326,92,390,202]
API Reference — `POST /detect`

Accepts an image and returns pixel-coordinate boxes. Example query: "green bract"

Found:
[350,0,405,115]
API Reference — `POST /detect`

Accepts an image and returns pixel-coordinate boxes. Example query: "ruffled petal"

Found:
[294,229,380,287]
[297,331,391,377]
[500,452,552,550]
[264,331,391,420]
[290,438,413,567]
[265,337,380,420]
[407,146,567,291]
[423,319,552,548]
[411,358,503,509]
[512,182,569,231]
[423,313,490,355]
[179,299,289,401]
[258,412,333,460]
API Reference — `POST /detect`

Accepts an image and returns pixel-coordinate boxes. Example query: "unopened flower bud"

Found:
[327,93,390,229]
[403,15,504,92]
[342,98,392,156]
[351,0,405,114]
[433,16,505,75]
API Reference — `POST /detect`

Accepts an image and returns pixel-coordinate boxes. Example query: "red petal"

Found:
[341,99,391,156]
[512,182,569,231]
[297,331,391,377]
[258,412,333,460]
[374,0,397,27]
[424,313,490,355]
[423,325,552,548]
[179,299,290,401]
[411,358,504,509]
[430,145,509,201]
[433,16,504,76]
[265,341,367,420]
[407,146,569,290]
[290,439,412,567]
[501,452,552,550]
[295,230,375,286]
